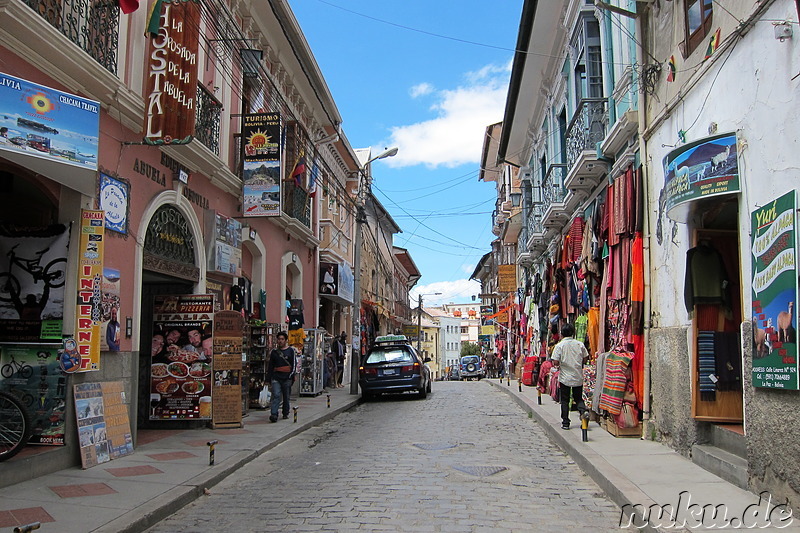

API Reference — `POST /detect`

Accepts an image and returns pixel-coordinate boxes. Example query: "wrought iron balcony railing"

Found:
[542,164,567,206]
[195,86,222,155]
[282,182,311,227]
[565,98,609,169]
[526,203,544,237]
[24,0,119,74]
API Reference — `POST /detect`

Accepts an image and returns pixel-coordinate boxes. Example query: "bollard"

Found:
[537,389,542,405]
[326,394,331,408]
[207,440,218,466]
[518,380,522,392]
[14,524,40,533]
[293,406,298,423]
[506,375,510,387]
[581,412,590,442]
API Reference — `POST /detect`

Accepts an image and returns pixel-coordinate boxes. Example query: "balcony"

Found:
[23,0,119,74]
[542,164,569,229]
[564,98,610,191]
[195,86,223,156]
[282,182,311,228]
[525,203,548,252]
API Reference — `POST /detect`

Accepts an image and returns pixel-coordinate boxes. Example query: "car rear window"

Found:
[366,348,413,364]
[461,356,479,364]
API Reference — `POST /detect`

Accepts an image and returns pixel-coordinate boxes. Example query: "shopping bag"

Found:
[258,386,271,408]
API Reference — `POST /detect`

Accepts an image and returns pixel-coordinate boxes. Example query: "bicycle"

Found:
[0,390,32,461]
[0,244,67,303]
[0,354,33,379]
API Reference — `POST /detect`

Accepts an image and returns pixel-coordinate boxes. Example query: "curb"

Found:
[93,397,362,533]
[488,379,680,533]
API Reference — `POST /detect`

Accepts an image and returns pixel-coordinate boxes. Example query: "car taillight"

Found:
[361,367,377,376]
[402,362,420,374]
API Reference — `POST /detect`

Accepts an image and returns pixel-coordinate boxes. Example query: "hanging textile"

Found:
[592,351,609,414]
[630,234,645,335]
[714,331,742,392]
[574,314,588,344]
[587,307,600,357]
[606,182,619,246]
[684,244,730,315]
[598,351,634,415]
[697,331,717,401]
[569,216,585,261]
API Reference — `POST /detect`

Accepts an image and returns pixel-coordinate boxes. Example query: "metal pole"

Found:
[350,179,367,395]
[417,294,422,353]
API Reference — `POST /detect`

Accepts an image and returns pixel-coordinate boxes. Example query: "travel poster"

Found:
[150,295,214,420]
[0,72,99,170]
[242,112,282,217]
[751,190,799,390]
[0,344,67,446]
[74,381,133,469]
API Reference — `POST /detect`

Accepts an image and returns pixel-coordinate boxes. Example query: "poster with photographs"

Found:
[74,381,133,468]
[100,267,121,352]
[0,344,67,445]
[242,112,281,217]
[211,310,244,428]
[150,295,214,420]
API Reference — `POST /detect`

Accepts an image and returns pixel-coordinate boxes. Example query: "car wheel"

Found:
[362,391,374,401]
[426,380,432,393]
[418,385,427,399]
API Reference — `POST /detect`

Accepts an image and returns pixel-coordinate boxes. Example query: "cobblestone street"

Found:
[146,382,633,532]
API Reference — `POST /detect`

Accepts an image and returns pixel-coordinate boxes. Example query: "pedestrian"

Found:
[266,331,295,422]
[551,323,589,430]
[335,333,347,387]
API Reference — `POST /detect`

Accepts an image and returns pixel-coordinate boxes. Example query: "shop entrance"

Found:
[687,198,744,423]
[136,273,192,430]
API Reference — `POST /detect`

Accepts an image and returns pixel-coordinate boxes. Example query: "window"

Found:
[684,0,713,55]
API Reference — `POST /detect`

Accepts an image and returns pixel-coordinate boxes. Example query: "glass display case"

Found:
[300,328,325,396]
[246,321,279,409]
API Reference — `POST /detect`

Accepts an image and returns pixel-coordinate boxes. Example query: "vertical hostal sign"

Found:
[751,190,800,390]
[144,0,201,145]
[76,209,104,371]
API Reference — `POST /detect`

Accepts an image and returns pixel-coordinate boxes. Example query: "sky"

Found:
[289,0,523,308]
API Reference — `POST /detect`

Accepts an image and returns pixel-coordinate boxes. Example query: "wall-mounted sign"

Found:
[143,0,201,145]
[242,112,282,217]
[211,310,244,428]
[663,132,739,222]
[75,210,104,371]
[0,72,99,170]
[751,190,799,390]
[99,172,129,234]
[205,212,242,276]
[498,264,517,293]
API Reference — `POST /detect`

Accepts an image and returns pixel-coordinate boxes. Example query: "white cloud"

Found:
[380,62,511,169]
[409,83,434,98]
[411,279,482,308]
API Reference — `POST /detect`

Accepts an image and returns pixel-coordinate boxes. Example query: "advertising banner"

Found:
[751,191,799,390]
[0,72,99,170]
[0,224,69,342]
[0,344,67,446]
[206,212,242,276]
[143,0,201,145]
[75,209,104,371]
[150,295,214,419]
[100,268,121,352]
[211,310,244,428]
[74,381,133,469]
[663,133,739,222]
[242,112,282,217]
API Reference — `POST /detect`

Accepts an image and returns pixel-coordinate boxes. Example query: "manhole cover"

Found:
[413,443,458,450]
[452,465,508,477]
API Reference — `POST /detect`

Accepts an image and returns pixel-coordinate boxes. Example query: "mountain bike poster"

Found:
[150,295,214,420]
[0,344,67,446]
[75,209,104,372]
[0,223,70,343]
[74,381,133,469]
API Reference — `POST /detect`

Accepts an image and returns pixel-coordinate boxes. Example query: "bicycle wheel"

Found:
[19,365,33,380]
[0,391,32,461]
[0,273,20,303]
[43,258,67,288]
[0,364,13,379]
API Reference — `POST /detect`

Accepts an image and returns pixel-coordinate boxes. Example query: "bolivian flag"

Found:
[145,0,164,37]
[704,28,721,59]
[666,55,676,82]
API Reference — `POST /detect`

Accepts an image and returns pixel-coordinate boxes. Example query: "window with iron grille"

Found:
[195,85,222,155]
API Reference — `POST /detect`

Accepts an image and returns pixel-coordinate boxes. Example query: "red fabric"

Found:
[569,216,585,261]
[118,0,139,13]
[607,182,618,246]
[632,334,645,410]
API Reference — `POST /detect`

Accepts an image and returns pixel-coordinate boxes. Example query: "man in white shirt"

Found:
[551,323,588,430]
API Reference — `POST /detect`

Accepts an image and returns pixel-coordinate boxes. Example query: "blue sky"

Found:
[290,0,522,307]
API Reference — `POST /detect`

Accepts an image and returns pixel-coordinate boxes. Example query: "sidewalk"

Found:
[0,386,360,533]
[488,378,799,532]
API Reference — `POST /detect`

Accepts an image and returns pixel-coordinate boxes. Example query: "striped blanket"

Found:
[598,351,633,415]
[698,330,716,401]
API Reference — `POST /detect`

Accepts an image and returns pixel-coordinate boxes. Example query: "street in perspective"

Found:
[145,382,633,533]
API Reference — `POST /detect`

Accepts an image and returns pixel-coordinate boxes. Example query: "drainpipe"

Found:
[635,7,653,438]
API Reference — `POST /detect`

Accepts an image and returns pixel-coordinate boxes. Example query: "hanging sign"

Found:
[498,264,517,292]
[242,112,282,217]
[75,209,104,371]
[663,133,739,222]
[211,310,244,428]
[751,191,799,390]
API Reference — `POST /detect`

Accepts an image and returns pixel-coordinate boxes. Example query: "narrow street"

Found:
[146,382,632,532]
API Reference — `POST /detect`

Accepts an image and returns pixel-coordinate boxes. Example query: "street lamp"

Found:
[350,147,399,395]
[416,292,441,353]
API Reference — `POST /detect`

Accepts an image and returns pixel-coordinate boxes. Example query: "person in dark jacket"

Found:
[267,331,295,422]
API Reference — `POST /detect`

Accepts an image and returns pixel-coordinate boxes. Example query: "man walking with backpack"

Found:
[267,331,295,422]
[551,323,589,430]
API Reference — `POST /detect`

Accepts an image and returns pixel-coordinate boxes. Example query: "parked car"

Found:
[359,335,432,400]
[459,355,483,380]
[447,366,460,381]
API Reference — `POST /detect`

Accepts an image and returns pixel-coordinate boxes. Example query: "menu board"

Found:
[74,381,133,469]
[149,295,214,420]
[212,310,244,428]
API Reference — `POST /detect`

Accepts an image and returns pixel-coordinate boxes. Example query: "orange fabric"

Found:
[587,306,600,358]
